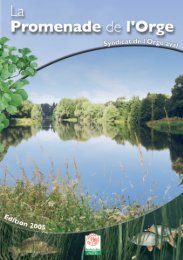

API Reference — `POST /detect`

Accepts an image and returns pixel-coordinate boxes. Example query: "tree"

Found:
[103,104,120,124]
[54,98,76,121]
[41,103,55,118]
[83,103,104,124]
[153,94,169,119]
[139,93,168,125]
[31,104,42,121]
[74,98,90,120]
[128,97,141,126]
[169,75,183,117]
[0,37,37,131]
[114,97,131,123]
[13,100,33,118]
[139,94,155,124]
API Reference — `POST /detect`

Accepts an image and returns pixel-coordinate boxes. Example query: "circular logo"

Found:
[86,233,99,246]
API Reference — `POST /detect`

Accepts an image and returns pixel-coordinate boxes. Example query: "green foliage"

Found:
[31,104,43,121]
[147,117,183,134]
[128,97,141,126]
[0,164,153,233]
[0,113,9,131]
[74,98,90,119]
[170,75,183,117]
[13,100,33,118]
[0,37,37,131]
[103,104,120,124]
[139,93,168,125]
[53,75,183,128]
[114,97,131,123]
[83,103,104,124]
[10,118,39,127]
[54,98,76,122]
[53,93,169,128]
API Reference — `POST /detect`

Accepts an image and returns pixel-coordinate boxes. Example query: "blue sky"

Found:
[1,0,183,65]
[28,47,183,104]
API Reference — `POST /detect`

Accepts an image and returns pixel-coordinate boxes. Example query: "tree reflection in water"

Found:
[0,121,183,183]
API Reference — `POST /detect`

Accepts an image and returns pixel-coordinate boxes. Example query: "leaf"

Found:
[9,47,17,52]
[9,93,23,107]
[0,102,5,112]
[11,55,18,63]
[1,117,9,128]
[8,64,14,73]
[21,67,35,77]
[16,89,28,101]
[30,62,38,68]
[2,93,11,103]
[0,113,9,130]
[29,55,38,61]
[18,48,31,55]
[0,37,9,45]
[0,124,5,131]
[6,105,17,114]
[25,67,35,76]
[12,79,29,90]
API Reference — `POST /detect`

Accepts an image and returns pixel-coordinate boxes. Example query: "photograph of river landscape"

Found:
[0,46,183,259]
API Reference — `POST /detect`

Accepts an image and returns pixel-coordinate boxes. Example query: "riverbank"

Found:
[10,118,41,127]
[147,117,183,134]
[62,118,77,123]
[0,165,155,233]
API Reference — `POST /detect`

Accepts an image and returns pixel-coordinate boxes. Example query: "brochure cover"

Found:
[0,1,182,259]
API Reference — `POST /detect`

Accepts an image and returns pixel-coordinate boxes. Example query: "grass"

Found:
[147,117,183,134]
[0,161,182,259]
[0,193,182,260]
[10,118,41,127]
[62,118,78,123]
[0,161,156,233]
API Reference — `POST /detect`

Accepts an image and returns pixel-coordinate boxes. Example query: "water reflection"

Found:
[0,125,41,162]
[1,122,183,182]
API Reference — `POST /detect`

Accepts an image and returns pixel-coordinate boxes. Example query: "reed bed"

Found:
[0,160,156,233]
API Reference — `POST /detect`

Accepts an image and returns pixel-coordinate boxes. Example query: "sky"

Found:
[28,47,183,104]
[1,0,183,104]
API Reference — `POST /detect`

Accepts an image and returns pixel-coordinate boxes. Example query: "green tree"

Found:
[153,94,169,119]
[169,75,183,117]
[41,103,55,118]
[84,103,104,124]
[128,97,141,126]
[0,37,37,131]
[139,93,168,125]
[139,94,155,124]
[13,100,33,118]
[74,98,90,120]
[54,98,76,122]
[31,104,42,121]
[103,104,120,124]
[114,97,131,123]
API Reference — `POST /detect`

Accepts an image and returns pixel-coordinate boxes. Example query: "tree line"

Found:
[53,75,183,126]
[11,102,56,121]
[7,74,183,127]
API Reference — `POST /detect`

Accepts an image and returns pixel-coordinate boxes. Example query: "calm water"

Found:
[0,122,182,207]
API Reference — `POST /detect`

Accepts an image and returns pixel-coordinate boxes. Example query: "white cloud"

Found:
[29,92,60,104]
